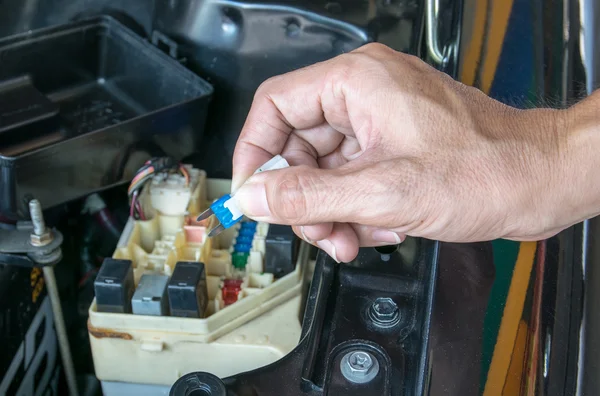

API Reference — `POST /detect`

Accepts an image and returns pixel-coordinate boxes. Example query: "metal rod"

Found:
[43,266,79,396]
[425,0,447,65]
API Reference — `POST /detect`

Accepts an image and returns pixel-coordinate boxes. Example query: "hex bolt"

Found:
[369,297,400,328]
[340,351,379,384]
[29,199,46,236]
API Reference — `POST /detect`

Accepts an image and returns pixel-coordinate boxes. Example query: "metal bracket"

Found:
[0,225,63,267]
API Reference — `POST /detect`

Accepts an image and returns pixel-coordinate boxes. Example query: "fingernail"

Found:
[300,226,313,243]
[231,179,242,194]
[317,239,339,263]
[234,183,271,218]
[372,229,402,244]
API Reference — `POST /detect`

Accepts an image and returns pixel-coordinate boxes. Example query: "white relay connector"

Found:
[149,166,204,216]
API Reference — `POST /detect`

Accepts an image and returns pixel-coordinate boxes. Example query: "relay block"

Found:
[88,165,307,391]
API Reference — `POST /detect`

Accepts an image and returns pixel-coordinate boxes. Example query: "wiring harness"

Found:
[127,157,190,220]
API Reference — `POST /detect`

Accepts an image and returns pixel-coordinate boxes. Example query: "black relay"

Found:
[168,261,208,318]
[265,225,299,278]
[94,258,135,313]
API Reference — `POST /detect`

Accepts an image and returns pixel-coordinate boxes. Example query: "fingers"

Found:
[291,223,404,263]
[301,222,359,263]
[233,158,413,228]
[233,164,374,225]
[294,224,334,243]
[232,64,332,190]
[350,224,405,246]
[231,53,365,190]
[231,42,409,190]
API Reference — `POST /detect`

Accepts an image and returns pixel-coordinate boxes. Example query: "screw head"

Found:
[340,351,379,384]
[369,297,400,327]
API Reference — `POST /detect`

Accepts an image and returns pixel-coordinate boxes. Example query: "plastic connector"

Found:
[149,166,203,216]
[167,262,208,318]
[94,258,135,313]
[131,274,170,316]
[265,225,299,278]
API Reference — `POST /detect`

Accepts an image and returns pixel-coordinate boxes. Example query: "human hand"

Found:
[231,43,570,262]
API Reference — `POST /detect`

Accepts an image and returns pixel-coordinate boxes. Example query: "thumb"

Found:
[232,165,364,225]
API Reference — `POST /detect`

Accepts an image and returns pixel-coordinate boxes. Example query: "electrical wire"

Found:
[127,157,189,220]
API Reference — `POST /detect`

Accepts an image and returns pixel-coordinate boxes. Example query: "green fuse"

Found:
[232,252,249,269]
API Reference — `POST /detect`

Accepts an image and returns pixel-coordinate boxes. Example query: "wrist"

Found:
[559,94,600,226]
[498,106,572,239]
[508,94,600,240]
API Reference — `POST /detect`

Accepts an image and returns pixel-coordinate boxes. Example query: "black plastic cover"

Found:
[94,258,134,314]
[0,76,59,135]
[0,16,213,220]
[265,225,299,278]
[168,262,208,318]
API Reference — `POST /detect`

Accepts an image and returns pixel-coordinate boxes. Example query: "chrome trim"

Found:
[425,0,448,65]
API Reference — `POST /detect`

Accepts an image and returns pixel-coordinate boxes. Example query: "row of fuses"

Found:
[230,221,301,279]
[94,259,208,317]
[230,221,270,270]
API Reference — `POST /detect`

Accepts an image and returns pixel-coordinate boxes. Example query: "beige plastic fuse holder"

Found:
[88,174,310,386]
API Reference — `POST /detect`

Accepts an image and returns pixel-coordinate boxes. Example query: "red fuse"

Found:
[222,279,243,306]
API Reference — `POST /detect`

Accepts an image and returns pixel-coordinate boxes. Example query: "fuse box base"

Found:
[88,176,309,386]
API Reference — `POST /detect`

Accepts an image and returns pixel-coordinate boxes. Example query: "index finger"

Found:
[231,61,333,191]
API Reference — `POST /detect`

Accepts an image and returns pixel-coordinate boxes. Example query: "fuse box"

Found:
[88,166,308,393]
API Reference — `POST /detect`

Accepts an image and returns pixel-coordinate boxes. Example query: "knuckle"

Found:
[361,42,393,56]
[270,172,315,223]
[255,75,281,98]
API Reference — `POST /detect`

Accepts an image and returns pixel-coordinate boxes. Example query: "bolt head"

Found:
[347,352,374,375]
[340,351,379,384]
[373,297,398,319]
[369,297,400,327]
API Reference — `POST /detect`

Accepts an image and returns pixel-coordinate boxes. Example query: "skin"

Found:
[231,43,600,262]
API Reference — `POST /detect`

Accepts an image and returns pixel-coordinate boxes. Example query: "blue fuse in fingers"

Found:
[197,155,289,237]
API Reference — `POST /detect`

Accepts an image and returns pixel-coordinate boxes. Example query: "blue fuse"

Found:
[198,193,242,237]
[234,243,252,253]
[238,227,256,238]
[197,156,289,237]
[235,235,254,245]
[241,221,257,229]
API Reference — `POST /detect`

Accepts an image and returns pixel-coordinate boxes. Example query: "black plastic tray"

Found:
[0,16,213,220]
